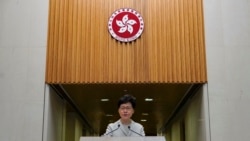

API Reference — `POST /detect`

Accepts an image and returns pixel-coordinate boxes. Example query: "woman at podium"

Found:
[103,94,145,137]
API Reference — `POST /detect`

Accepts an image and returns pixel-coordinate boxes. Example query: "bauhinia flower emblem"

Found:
[116,15,137,34]
[108,8,144,42]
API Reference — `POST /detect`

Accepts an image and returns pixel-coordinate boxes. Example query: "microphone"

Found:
[104,124,120,136]
[128,126,143,136]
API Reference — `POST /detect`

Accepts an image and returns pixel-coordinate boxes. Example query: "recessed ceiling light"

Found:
[142,113,149,116]
[145,98,153,101]
[101,99,109,102]
[141,119,147,122]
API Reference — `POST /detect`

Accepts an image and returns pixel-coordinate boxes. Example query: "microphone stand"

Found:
[103,124,120,136]
[128,126,143,136]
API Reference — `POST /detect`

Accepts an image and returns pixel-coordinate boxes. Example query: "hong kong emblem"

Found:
[108,8,144,42]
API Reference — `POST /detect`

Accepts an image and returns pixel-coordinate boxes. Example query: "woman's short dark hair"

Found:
[118,94,136,109]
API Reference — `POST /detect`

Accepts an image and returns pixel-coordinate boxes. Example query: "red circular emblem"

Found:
[108,8,144,42]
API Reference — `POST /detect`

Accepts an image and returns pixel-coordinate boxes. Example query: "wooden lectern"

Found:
[80,136,166,141]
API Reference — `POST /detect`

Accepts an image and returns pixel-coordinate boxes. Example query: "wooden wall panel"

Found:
[46,0,207,84]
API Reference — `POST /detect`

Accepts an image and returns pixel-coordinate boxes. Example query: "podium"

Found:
[79,136,166,141]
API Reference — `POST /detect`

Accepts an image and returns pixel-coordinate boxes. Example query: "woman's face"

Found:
[118,102,134,121]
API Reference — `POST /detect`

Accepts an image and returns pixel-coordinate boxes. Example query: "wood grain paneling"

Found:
[46,0,207,84]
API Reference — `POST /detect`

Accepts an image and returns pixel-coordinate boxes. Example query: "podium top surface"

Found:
[80,136,166,141]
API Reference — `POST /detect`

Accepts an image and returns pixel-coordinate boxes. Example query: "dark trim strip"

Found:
[50,84,95,134]
[159,83,203,132]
